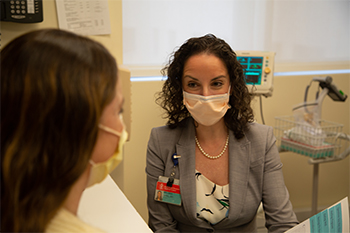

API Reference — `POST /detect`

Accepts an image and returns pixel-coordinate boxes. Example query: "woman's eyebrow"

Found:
[213,76,226,79]
[211,76,227,81]
[183,75,199,81]
[183,75,227,81]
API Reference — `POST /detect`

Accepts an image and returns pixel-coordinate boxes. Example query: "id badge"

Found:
[155,176,182,206]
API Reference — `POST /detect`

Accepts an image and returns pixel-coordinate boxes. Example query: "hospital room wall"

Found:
[2,0,349,224]
[1,0,123,64]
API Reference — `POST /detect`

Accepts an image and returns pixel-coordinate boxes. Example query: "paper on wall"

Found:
[55,0,111,36]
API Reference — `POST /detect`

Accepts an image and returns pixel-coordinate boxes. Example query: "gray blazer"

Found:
[146,118,298,232]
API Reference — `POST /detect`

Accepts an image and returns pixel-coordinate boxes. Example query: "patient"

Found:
[1,29,127,232]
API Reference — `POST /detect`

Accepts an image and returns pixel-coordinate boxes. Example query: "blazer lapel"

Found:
[215,130,251,228]
[176,120,209,227]
[227,131,251,222]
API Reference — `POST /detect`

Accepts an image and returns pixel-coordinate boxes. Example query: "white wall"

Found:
[122,0,350,66]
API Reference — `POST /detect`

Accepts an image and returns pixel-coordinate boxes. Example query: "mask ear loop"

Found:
[98,124,122,137]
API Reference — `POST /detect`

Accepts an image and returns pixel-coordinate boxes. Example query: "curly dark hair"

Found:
[156,34,254,139]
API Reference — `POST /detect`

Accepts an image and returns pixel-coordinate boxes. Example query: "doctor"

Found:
[146,34,298,232]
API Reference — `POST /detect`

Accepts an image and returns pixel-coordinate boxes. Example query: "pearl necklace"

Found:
[195,134,229,159]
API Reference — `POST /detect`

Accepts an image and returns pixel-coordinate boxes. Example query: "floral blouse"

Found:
[195,170,229,225]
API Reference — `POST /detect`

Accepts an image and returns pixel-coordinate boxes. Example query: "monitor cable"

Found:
[259,95,265,125]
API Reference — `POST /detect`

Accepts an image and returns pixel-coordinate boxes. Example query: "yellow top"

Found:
[46,208,105,233]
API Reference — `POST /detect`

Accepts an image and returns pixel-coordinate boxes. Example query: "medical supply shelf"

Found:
[274,116,343,159]
[274,116,348,215]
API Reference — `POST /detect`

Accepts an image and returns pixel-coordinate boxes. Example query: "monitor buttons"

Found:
[264,67,271,74]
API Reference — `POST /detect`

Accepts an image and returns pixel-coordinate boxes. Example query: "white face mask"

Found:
[183,87,231,126]
[86,121,128,188]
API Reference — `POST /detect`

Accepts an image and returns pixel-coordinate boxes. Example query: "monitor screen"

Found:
[237,56,264,85]
[235,51,275,97]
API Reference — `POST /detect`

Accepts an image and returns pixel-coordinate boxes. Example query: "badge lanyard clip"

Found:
[167,153,181,187]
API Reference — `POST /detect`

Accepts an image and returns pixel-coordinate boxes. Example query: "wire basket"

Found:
[274,116,344,158]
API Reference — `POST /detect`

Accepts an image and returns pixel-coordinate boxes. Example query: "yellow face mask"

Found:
[86,122,128,188]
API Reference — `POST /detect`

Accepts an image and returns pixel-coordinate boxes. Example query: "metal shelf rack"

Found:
[274,115,349,215]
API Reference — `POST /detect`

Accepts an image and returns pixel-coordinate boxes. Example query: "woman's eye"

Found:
[187,82,198,88]
[212,81,223,87]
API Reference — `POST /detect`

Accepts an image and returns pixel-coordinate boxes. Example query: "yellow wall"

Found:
[2,0,349,224]
[1,0,123,63]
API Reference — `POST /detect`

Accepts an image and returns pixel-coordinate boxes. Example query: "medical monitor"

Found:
[236,51,275,97]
